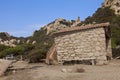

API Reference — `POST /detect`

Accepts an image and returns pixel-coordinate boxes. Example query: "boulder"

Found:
[0,59,12,76]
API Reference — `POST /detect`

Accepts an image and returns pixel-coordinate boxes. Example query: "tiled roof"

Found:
[52,22,110,36]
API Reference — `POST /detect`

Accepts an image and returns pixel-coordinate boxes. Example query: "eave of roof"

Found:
[52,22,110,36]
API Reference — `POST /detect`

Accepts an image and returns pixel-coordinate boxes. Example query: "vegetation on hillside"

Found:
[0,44,35,58]
[78,7,120,58]
[79,7,120,48]
[25,28,54,62]
[0,28,53,62]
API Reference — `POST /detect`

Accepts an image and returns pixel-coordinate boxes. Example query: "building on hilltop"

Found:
[46,22,112,65]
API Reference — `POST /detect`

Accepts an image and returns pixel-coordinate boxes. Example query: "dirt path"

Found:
[1,60,120,80]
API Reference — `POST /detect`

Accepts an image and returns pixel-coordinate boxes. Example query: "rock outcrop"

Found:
[102,0,120,15]
[43,17,81,35]
[0,32,17,47]
[0,32,36,47]
[0,38,16,47]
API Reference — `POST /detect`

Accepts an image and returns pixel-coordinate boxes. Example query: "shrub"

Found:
[0,44,10,51]
[21,44,35,52]
[112,48,120,58]
[0,46,24,58]
[27,48,47,63]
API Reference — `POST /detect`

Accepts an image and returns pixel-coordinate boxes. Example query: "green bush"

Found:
[25,28,53,62]
[112,48,120,58]
[0,43,36,59]
[27,48,47,63]
[20,44,35,52]
[0,44,10,52]
[0,46,24,58]
[84,7,115,24]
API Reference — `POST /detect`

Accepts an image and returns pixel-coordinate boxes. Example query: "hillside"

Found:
[29,18,80,43]
[78,6,120,57]
[102,0,120,15]
[0,32,28,47]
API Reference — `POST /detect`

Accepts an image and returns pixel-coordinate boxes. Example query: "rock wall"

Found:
[0,38,36,47]
[0,38,16,47]
[55,27,111,64]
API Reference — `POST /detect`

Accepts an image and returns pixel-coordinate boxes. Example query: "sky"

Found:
[0,0,104,37]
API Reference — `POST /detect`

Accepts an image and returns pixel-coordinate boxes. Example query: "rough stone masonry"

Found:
[53,22,112,65]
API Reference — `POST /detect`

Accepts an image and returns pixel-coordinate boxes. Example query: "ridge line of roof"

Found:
[52,22,110,36]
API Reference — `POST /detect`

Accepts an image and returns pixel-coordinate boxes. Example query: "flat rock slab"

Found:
[0,59,12,76]
[11,61,29,70]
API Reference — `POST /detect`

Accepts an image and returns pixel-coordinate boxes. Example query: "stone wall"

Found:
[55,27,111,64]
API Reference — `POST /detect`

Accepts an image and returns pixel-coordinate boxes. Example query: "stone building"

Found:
[53,23,112,64]
[46,22,112,65]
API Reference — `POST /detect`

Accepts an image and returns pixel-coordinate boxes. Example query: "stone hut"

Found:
[46,22,112,65]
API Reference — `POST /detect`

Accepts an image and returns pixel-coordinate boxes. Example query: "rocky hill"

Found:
[0,32,33,47]
[0,32,11,40]
[30,17,81,46]
[43,17,81,35]
[102,0,120,15]
[0,32,17,47]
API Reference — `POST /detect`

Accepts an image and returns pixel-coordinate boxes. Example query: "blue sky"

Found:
[0,0,104,37]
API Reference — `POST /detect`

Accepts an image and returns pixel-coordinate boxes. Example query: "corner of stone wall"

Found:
[96,56,108,65]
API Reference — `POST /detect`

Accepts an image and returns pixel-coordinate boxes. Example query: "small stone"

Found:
[71,54,75,57]
[95,46,101,51]
[61,68,67,73]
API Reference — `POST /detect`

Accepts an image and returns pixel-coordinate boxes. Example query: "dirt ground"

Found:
[0,60,120,80]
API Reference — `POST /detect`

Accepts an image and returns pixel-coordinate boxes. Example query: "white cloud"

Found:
[0,24,46,37]
[27,24,46,29]
[8,24,46,37]
[9,31,29,37]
